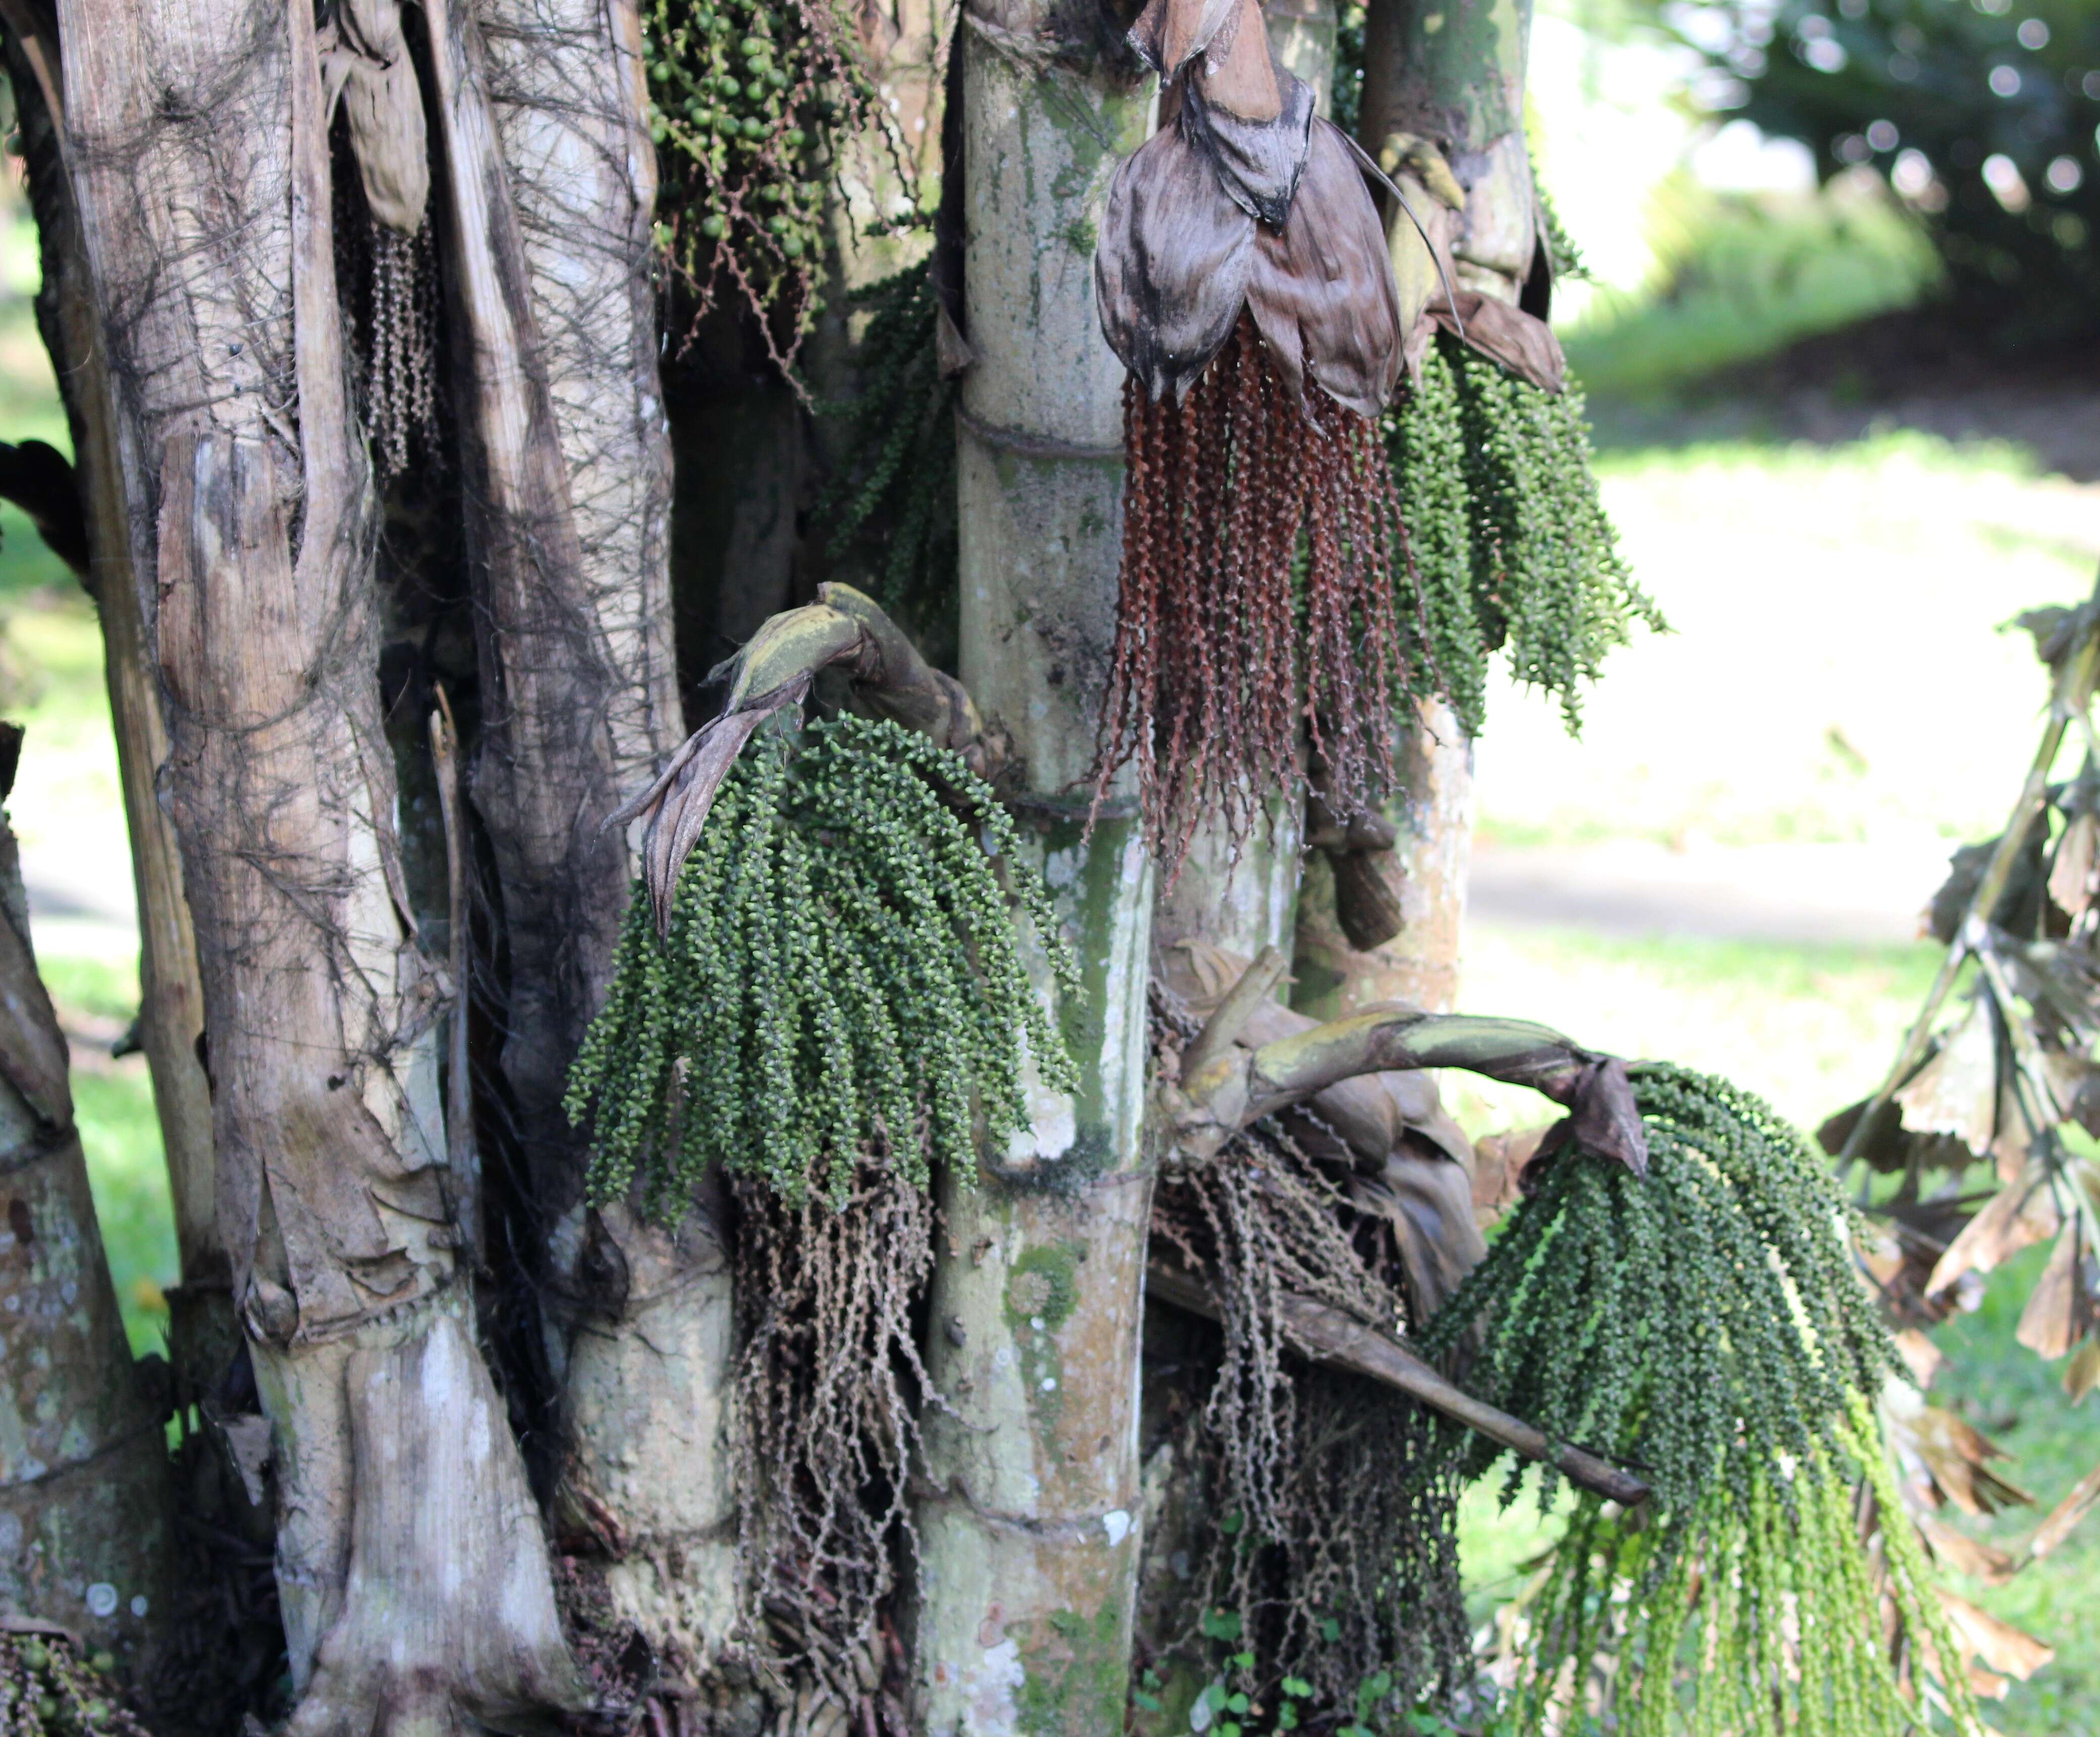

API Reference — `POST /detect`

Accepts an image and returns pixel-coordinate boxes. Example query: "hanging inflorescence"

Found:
[731,1159,936,1727]
[566,711,1078,1212]
[1151,1126,1470,1725]
[360,220,441,481]
[642,0,908,370]
[1422,1065,1979,1735]
[1094,315,1405,878]
[1427,1064,1888,1520]
[1503,1395,1980,1737]
[1386,332,1662,739]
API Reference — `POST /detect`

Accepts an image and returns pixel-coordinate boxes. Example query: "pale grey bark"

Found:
[908,10,1157,1731]
[0,763,174,1661]
[56,0,579,1718]
[0,10,227,1395]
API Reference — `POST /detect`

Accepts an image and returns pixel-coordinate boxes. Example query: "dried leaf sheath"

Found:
[1093,317,1403,870]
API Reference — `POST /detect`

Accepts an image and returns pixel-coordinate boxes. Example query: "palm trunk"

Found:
[55,1,580,1719]
[1357,0,1536,303]
[1,6,226,1402]
[908,10,1156,1730]
[1294,0,1542,1022]
[415,0,742,1678]
[1292,698,1474,1016]
[0,733,174,1666]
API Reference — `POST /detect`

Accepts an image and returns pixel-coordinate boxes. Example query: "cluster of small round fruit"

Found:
[645,0,868,345]
[0,1633,143,1736]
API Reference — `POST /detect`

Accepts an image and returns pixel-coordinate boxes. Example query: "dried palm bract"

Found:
[1091,0,1405,874]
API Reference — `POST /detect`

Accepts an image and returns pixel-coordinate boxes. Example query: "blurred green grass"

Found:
[1473,433,2094,855]
[1563,171,1942,405]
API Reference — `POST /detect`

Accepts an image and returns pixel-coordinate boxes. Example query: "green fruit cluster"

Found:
[566,713,1080,1214]
[644,0,869,341]
[1385,332,1663,739]
[1426,1063,1890,1523]
[0,1635,140,1737]
[1422,1066,1979,1735]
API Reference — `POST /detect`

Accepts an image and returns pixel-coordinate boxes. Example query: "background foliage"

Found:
[1659,0,2100,337]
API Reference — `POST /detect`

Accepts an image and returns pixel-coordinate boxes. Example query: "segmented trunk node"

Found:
[1093,316,1404,878]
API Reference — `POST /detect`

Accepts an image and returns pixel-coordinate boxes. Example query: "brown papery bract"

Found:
[1092,316,1404,879]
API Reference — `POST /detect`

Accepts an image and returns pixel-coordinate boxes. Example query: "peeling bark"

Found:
[422,0,737,1685]
[271,1297,584,1733]
[56,0,579,1716]
[2,2,226,1399]
[909,10,1157,1731]
[0,755,174,1661]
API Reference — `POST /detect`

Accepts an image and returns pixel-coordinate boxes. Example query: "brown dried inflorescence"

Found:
[731,1161,935,1731]
[1091,0,1408,871]
[1098,315,1404,869]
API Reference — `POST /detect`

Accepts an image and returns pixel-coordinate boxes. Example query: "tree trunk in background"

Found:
[0,730,174,1664]
[670,0,947,708]
[1263,0,1336,117]
[1357,0,1535,305]
[908,8,1154,1730]
[56,0,580,1720]
[1292,698,1474,1016]
[1,13,227,1401]
[1295,0,1543,1022]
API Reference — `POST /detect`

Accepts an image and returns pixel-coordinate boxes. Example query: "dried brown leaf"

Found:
[1926,1165,2062,1300]
[1894,1327,1948,1389]
[1887,1390,2035,1515]
[2065,1336,2100,1402]
[1936,1591,2056,1680]
[1094,122,1254,403]
[1916,1512,2022,1584]
[2049,810,2099,917]
[1193,0,1285,119]
[2016,1220,2098,1360]
[1126,0,1239,83]
[1244,116,1402,419]
[1467,1129,1539,1223]
[1896,1001,1999,1159]
[1425,290,1566,394]
[2028,1458,2100,1559]
[1180,73,1313,230]
[1348,1150,1486,1320]
[1968,1662,2013,1701]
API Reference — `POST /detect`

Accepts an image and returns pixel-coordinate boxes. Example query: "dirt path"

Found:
[1469,837,1949,947]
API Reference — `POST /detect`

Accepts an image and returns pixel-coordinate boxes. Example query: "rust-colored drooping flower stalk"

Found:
[1091,0,1410,872]
[1095,316,1403,868]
